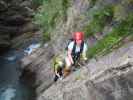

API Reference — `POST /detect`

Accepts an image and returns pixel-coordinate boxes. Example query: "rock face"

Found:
[21,40,133,100]
[0,0,36,52]
[20,0,133,100]
[49,0,133,54]
[36,42,133,100]
[21,43,55,94]
[50,0,90,54]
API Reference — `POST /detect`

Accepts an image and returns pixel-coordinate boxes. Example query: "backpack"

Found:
[65,38,84,56]
[65,38,74,50]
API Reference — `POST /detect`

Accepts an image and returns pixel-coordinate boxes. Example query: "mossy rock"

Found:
[113,3,131,21]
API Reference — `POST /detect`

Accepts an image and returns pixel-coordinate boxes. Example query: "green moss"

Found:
[87,14,133,59]
[89,0,98,7]
[33,0,70,42]
[42,32,50,42]
[87,34,120,58]
[113,14,133,35]
[83,6,113,38]
[32,0,44,6]
[62,0,70,19]
[113,4,126,21]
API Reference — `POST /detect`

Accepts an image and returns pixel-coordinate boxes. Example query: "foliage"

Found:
[84,6,113,38]
[33,0,70,41]
[42,32,50,42]
[32,0,46,7]
[87,14,133,58]
[113,4,125,21]
[89,0,98,7]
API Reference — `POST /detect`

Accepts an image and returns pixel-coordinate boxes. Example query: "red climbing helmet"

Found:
[73,32,84,41]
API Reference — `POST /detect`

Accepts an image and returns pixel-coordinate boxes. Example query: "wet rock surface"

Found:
[0,49,36,100]
[0,0,36,52]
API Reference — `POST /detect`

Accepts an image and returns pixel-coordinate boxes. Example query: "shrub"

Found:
[33,0,70,42]
[87,14,133,58]
[84,6,113,38]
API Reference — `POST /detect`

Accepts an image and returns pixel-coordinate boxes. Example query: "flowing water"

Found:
[0,49,35,100]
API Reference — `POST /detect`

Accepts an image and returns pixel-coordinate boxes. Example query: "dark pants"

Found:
[54,67,63,82]
[72,53,80,66]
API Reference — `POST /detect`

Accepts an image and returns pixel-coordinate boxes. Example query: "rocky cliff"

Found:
[0,0,37,52]
[20,0,133,100]
[21,38,133,100]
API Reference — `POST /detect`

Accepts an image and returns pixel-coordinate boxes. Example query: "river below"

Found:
[0,49,35,100]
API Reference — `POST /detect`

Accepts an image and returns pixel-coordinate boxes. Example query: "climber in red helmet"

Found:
[64,32,88,77]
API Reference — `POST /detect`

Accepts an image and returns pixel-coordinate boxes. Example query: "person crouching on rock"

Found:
[52,54,65,82]
[64,32,88,77]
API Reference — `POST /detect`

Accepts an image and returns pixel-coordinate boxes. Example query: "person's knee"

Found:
[65,57,72,67]
[63,67,71,77]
